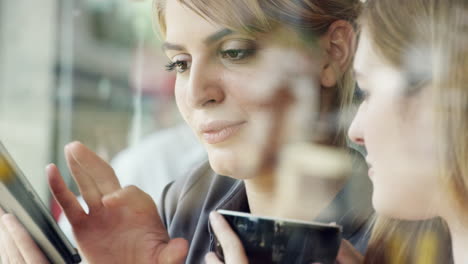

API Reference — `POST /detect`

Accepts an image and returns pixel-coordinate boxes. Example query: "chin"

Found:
[372,193,436,221]
[207,149,261,180]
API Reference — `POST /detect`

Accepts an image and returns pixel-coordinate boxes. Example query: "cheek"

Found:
[223,68,284,110]
[364,96,399,159]
[223,73,257,104]
[224,52,320,109]
[366,95,441,219]
[174,80,192,124]
[403,97,438,166]
[372,166,441,220]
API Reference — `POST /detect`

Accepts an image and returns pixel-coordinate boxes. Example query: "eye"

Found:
[355,85,370,102]
[218,39,257,63]
[220,49,255,61]
[403,75,431,96]
[165,60,191,73]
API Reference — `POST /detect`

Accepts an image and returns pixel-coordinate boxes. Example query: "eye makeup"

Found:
[218,39,258,64]
[355,85,371,102]
[219,48,256,60]
[165,54,192,73]
[165,60,189,73]
[403,74,431,96]
[402,60,432,96]
[163,36,259,73]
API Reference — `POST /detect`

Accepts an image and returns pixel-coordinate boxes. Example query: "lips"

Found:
[200,120,246,144]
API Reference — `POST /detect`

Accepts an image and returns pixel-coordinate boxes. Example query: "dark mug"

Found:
[214,210,342,264]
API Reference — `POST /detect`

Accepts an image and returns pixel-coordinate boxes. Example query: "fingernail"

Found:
[2,214,15,227]
[209,211,219,223]
[45,163,53,171]
[64,141,80,150]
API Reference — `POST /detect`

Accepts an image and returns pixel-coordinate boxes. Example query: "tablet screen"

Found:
[0,142,81,264]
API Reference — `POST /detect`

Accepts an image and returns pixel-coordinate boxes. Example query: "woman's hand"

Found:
[48,142,188,264]
[335,239,364,264]
[0,207,49,264]
[204,212,248,264]
[203,214,364,264]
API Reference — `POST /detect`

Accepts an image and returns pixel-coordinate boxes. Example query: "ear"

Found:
[320,20,357,88]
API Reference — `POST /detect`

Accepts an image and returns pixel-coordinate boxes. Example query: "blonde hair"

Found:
[153,0,363,144]
[362,0,468,262]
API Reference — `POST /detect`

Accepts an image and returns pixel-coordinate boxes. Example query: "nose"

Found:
[348,104,365,146]
[186,60,225,108]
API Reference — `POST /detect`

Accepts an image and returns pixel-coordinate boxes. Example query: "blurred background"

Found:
[0,0,187,206]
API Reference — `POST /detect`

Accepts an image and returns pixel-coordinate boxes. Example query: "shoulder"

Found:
[159,161,213,210]
[158,161,230,227]
[158,160,240,230]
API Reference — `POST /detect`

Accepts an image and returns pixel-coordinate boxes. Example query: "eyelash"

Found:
[219,48,256,61]
[404,77,430,96]
[355,86,370,102]
[165,48,257,73]
[165,60,190,73]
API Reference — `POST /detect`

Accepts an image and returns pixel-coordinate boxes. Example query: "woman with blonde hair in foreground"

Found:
[347,0,467,263]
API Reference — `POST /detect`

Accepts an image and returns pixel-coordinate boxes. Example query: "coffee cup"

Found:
[214,209,342,264]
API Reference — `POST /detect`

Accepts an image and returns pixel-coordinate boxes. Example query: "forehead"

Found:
[354,29,380,75]
[164,0,221,43]
[354,29,406,88]
[163,1,309,49]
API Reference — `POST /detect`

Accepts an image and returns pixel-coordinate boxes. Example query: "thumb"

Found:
[336,239,363,264]
[158,238,189,264]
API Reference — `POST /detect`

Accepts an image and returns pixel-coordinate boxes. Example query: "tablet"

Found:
[0,141,81,263]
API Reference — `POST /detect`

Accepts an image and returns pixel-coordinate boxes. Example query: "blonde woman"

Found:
[347,0,468,263]
[0,0,371,263]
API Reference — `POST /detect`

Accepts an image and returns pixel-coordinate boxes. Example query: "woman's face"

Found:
[163,1,324,178]
[348,29,444,220]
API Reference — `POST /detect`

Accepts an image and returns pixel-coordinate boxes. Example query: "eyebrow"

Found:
[204,28,234,44]
[162,28,234,52]
[161,42,185,52]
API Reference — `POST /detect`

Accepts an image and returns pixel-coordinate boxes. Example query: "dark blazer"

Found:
[159,150,373,264]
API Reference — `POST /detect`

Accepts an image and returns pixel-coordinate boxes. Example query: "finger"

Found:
[67,142,121,194]
[65,142,103,211]
[3,214,49,264]
[47,164,86,226]
[0,214,26,263]
[335,239,363,264]
[209,212,248,264]
[0,210,10,263]
[158,238,189,264]
[204,252,223,264]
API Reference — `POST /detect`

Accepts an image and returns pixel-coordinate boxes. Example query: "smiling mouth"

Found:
[202,122,246,144]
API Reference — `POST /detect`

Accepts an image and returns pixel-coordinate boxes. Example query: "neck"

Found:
[445,215,468,264]
[244,170,277,216]
[244,168,344,220]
